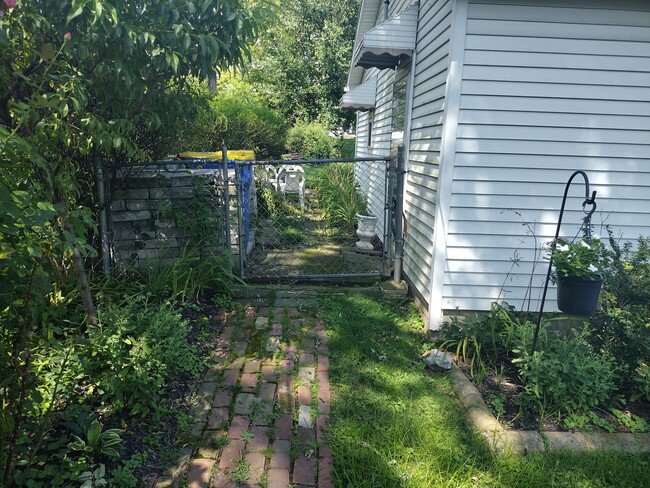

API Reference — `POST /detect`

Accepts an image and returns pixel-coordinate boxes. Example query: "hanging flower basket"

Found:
[549,236,610,316]
[556,273,603,315]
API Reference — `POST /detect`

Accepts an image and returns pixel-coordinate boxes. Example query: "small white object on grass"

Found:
[422,348,451,370]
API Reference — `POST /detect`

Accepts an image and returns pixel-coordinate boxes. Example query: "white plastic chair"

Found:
[277,164,306,211]
[264,165,278,190]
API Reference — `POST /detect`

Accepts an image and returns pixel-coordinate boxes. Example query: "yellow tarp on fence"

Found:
[177,150,255,160]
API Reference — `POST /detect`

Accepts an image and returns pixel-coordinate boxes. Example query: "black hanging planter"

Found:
[556,273,603,316]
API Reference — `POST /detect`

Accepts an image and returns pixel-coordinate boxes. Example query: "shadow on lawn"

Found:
[320,291,650,488]
[321,292,487,486]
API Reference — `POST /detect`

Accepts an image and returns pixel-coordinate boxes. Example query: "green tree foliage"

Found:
[247,0,360,130]
[0,1,266,483]
[286,121,338,159]
[209,79,288,159]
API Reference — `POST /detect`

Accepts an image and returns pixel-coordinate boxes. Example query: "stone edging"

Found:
[449,362,650,454]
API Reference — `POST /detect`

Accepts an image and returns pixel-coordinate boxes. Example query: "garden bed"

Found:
[453,354,650,434]
[102,300,229,483]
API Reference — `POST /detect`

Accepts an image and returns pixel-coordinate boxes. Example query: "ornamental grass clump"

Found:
[550,236,611,281]
[315,163,366,234]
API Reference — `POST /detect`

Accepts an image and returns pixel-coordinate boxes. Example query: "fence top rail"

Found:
[110,156,390,169]
[238,157,390,166]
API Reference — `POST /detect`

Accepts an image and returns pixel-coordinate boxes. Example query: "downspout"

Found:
[384,0,390,20]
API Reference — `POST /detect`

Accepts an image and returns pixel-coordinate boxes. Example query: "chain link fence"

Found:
[105,161,231,269]
[103,156,394,283]
[236,158,393,281]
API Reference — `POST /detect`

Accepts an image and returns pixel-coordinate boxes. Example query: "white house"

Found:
[342,0,650,329]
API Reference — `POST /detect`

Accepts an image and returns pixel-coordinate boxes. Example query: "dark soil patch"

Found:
[454,354,650,434]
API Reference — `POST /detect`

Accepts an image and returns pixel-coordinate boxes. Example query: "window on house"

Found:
[392,59,411,134]
[367,110,374,147]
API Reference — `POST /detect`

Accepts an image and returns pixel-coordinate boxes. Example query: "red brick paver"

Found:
[239,373,258,392]
[317,356,329,372]
[218,439,245,470]
[187,458,213,488]
[227,416,249,439]
[213,390,232,408]
[297,385,311,405]
[268,468,290,487]
[247,425,269,452]
[176,296,333,487]
[270,439,291,469]
[274,413,293,440]
[293,457,316,486]
[245,452,266,484]
[221,369,238,387]
[208,407,229,429]
[244,358,261,373]
[299,353,314,365]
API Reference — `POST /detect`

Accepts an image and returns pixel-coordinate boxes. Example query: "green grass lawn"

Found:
[321,291,650,487]
[337,137,355,159]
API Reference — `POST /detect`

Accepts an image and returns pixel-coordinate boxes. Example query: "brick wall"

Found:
[109,165,233,267]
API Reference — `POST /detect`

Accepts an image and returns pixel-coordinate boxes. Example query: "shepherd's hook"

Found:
[530,171,597,355]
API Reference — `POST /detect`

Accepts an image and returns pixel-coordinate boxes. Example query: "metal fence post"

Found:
[96,159,111,272]
[382,159,392,278]
[393,145,405,285]
[235,163,246,278]
[221,142,232,255]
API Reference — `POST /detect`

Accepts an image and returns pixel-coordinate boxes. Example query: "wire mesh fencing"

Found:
[103,156,394,283]
[236,158,393,281]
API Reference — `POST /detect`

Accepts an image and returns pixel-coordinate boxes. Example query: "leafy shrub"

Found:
[632,362,650,403]
[439,302,538,379]
[286,121,339,159]
[87,299,201,416]
[256,185,284,219]
[315,163,366,234]
[108,451,150,488]
[514,328,616,416]
[587,233,650,396]
[209,80,288,159]
[142,245,240,304]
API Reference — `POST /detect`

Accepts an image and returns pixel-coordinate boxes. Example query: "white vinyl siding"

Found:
[441,0,650,313]
[354,2,422,247]
[402,0,453,309]
[354,66,392,240]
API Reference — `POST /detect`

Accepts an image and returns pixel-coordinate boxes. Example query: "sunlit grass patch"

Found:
[321,292,650,487]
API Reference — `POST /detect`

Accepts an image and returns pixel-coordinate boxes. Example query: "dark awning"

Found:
[352,3,418,70]
[340,77,378,111]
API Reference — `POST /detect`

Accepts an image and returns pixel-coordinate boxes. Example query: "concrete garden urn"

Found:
[355,213,378,250]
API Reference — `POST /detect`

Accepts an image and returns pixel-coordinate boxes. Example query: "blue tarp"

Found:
[238,164,253,251]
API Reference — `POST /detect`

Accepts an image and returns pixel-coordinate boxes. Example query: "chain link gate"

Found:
[232,157,394,282]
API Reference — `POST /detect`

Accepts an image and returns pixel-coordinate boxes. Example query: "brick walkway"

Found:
[153,289,333,487]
